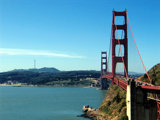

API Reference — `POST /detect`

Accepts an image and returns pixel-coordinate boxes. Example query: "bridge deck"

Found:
[102,74,160,92]
[101,74,127,90]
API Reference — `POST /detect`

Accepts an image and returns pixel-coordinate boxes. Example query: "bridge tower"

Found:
[101,51,107,75]
[112,10,128,78]
[101,51,108,89]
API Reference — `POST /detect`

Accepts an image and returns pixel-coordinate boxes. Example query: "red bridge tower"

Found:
[112,10,128,78]
[101,51,107,75]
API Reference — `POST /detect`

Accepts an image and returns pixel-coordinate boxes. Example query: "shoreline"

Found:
[0,83,100,89]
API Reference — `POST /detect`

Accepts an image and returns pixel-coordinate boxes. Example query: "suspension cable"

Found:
[126,12,151,81]
[114,13,129,80]
[107,27,112,73]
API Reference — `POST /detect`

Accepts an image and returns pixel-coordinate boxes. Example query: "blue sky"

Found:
[0,0,159,72]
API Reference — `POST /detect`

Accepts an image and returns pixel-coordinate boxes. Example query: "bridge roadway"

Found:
[101,73,160,102]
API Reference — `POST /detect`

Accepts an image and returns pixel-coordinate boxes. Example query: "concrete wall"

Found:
[126,79,157,120]
[126,81,131,120]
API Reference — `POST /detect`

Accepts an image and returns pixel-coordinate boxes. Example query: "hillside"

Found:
[98,84,127,120]
[83,84,127,120]
[11,67,60,73]
[87,84,127,120]
[138,63,160,85]
[0,70,100,87]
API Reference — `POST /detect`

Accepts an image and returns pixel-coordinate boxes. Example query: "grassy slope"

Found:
[138,63,160,85]
[97,84,127,120]
[0,70,100,86]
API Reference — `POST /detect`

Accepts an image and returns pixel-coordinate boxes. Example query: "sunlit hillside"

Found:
[138,63,160,85]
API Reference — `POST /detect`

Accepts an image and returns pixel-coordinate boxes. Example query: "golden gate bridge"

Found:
[100,9,160,120]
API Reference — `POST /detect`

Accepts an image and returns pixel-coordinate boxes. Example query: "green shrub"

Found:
[120,115,128,120]
[118,100,126,112]
[113,93,121,103]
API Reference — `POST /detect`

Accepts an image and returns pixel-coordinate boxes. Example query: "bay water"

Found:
[0,86,107,120]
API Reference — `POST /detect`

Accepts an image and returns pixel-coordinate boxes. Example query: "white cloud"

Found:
[0,48,84,58]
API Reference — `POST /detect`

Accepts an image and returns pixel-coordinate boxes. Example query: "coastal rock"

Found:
[83,105,89,112]
[81,105,97,120]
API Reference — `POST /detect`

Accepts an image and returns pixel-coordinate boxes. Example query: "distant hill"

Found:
[116,72,144,79]
[138,63,160,85]
[12,67,60,73]
[0,70,100,86]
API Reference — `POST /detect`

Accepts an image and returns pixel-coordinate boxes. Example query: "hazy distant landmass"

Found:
[11,67,60,73]
[117,72,144,78]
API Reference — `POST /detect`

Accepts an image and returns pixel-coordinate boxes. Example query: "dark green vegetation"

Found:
[139,63,160,85]
[98,84,128,120]
[0,68,100,86]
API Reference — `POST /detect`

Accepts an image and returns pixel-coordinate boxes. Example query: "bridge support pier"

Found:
[101,78,109,90]
[126,79,157,120]
[126,79,136,120]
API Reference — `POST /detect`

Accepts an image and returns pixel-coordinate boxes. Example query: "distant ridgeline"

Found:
[0,67,101,86]
[11,67,60,73]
